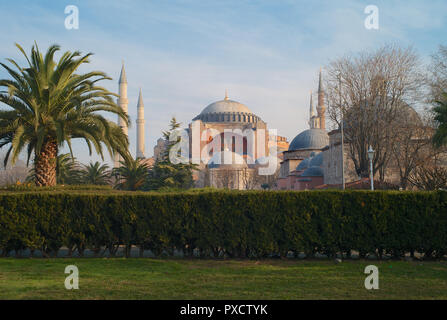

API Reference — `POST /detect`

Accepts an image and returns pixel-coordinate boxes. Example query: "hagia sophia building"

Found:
[112,63,415,190]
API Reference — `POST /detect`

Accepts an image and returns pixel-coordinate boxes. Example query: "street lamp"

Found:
[338,74,345,190]
[367,146,375,191]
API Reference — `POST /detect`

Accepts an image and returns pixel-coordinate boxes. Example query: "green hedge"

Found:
[0,190,446,259]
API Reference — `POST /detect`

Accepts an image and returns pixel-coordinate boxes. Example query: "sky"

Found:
[0,0,446,166]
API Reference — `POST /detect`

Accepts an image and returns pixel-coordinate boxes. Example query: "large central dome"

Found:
[200,99,252,115]
[193,93,261,123]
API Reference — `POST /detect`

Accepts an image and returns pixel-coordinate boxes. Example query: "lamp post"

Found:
[367,146,375,191]
[339,74,345,190]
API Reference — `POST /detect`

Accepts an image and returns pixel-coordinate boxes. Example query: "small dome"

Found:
[208,150,247,169]
[309,152,323,167]
[289,129,329,151]
[296,158,310,171]
[301,166,324,177]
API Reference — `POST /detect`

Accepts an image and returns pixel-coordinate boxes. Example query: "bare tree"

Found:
[408,156,447,190]
[325,44,426,178]
[216,169,234,189]
[390,110,436,189]
[429,45,447,102]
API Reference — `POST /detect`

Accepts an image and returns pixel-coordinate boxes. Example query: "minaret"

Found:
[136,89,145,159]
[114,62,129,167]
[308,91,316,128]
[316,68,326,129]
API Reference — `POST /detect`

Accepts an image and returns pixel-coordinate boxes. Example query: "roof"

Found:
[200,99,252,115]
[296,158,310,171]
[300,166,324,177]
[119,64,127,84]
[309,152,323,167]
[289,128,329,151]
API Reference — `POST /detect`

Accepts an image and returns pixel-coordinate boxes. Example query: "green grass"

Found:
[0,258,446,299]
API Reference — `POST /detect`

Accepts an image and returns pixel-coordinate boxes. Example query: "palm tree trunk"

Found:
[35,138,58,186]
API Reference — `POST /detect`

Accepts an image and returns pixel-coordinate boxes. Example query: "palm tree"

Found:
[26,153,81,184]
[433,92,447,148]
[80,161,110,185]
[112,158,150,191]
[0,43,130,186]
[56,153,82,184]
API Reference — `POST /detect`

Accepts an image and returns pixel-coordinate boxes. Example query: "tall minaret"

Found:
[136,89,145,159]
[308,91,316,128]
[114,62,129,167]
[316,68,326,129]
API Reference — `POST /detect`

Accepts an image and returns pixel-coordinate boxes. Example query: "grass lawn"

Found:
[0,258,446,300]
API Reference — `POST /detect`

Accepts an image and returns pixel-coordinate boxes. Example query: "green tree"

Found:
[112,158,150,191]
[0,43,130,186]
[80,161,110,185]
[145,117,196,190]
[433,92,447,148]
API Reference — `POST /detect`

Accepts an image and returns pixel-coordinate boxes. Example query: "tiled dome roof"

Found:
[289,129,329,151]
[193,95,261,123]
[200,99,252,115]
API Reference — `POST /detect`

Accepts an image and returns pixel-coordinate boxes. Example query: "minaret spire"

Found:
[316,68,326,129]
[318,67,322,94]
[114,62,129,167]
[224,89,229,101]
[136,88,145,159]
[119,61,127,84]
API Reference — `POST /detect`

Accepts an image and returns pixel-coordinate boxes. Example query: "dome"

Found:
[208,150,247,169]
[296,158,310,171]
[200,99,252,115]
[289,128,329,151]
[301,166,324,177]
[193,95,261,123]
[309,152,323,167]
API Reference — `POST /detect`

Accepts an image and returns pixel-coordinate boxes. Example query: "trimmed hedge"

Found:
[0,190,446,259]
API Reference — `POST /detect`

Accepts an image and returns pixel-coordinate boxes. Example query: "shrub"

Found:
[0,190,445,259]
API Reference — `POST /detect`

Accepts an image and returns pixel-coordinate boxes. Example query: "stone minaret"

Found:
[316,68,326,129]
[114,63,129,167]
[308,91,317,129]
[136,89,145,159]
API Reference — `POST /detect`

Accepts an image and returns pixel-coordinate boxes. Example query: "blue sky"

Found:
[0,0,446,165]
